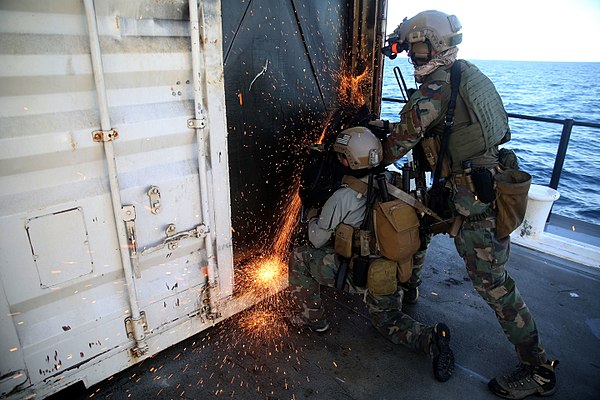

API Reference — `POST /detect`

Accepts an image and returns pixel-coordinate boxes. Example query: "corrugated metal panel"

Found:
[0,0,227,395]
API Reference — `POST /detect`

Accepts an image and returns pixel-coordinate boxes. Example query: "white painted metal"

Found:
[195,0,234,300]
[83,0,148,356]
[511,231,600,269]
[188,0,218,317]
[0,0,236,398]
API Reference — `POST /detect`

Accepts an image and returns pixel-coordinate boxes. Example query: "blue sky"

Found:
[386,0,600,62]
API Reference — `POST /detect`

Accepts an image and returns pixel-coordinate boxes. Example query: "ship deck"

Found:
[58,218,600,400]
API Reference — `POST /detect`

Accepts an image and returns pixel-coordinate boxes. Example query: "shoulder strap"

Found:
[432,61,462,188]
[341,174,375,230]
[342,175,444,222]
[341,175,369,195]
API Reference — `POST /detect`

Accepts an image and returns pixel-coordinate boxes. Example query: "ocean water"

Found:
[380,59,600,226]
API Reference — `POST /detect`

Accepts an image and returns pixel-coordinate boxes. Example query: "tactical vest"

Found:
[335,175,421,284]
[427,60,509,172]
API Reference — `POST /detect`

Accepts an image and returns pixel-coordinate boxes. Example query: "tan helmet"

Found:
[332,127,382,170]
[398,10,462,53]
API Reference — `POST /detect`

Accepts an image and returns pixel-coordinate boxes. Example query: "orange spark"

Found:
[337,66,370,108]
[253,257,284,287]
[316,112,335,144]
[237,309,289,341]
[272,191,302,257]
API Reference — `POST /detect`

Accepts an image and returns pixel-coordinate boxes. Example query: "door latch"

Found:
[122,205,141,278]
[141,224,209,256]
[147,186,161,214]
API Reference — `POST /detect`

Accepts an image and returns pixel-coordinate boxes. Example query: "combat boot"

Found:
[285,311,330,333]
[430,323,454,382]
[488,360,559,399]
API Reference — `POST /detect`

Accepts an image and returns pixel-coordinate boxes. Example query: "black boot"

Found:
[430,323,454,382]
[488,360,559,399]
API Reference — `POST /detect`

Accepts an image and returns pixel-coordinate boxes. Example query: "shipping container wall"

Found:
[0,0,233,398]
[0,0,386,398]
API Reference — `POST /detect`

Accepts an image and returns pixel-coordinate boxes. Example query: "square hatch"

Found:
[26,208,93,288]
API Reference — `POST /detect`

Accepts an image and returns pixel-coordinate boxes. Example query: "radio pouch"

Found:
[472,168,496,203]
[494,169,531,239]
[373,199,420,262]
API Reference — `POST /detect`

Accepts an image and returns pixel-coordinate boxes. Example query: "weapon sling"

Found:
[432,61,462,191]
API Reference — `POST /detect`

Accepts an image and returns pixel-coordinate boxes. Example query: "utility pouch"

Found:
[421,137,451,178]
[494,169,531,239]
[334,223,354,259]
[367,258,397,296]
[373,199,420,262]
[472,168,496,203]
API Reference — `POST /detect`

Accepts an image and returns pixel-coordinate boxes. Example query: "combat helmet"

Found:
[397,10,462,54]
[332,127,382,170]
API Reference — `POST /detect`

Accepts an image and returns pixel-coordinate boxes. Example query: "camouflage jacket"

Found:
[383,60,509,174]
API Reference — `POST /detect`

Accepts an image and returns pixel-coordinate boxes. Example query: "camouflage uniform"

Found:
[404,241,428,291]
[288,246,432,354]
[383,60,547,366]
[288,184,433,354]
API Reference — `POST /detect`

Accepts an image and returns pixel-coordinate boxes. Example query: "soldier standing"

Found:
[376,10,558,399]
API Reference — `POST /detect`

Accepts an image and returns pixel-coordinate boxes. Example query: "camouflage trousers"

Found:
[288,246,433,355]
[452,183,547,365]
[403,239,429,290]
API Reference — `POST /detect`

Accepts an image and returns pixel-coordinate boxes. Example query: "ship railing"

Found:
[506,113,600,191]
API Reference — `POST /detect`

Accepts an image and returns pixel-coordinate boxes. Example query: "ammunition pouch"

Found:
[373,199,421,262]
[421,137,450,178]
[494,169,532,239]
[334,223,354,258]
[367,258,398,296]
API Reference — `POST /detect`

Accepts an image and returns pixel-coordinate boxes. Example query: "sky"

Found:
[386,0,600,62]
